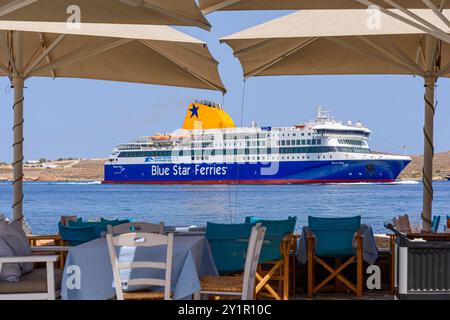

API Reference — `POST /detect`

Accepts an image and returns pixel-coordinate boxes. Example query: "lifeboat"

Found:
[151,134,171,141]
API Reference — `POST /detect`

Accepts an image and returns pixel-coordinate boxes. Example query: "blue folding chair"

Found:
[306,216,363,297]
[205,222,255,274]
[244,216,296,300]
[431,215,441,233]
[60,218,130,246]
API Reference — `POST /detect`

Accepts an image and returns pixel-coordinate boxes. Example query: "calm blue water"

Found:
[0,181,449,234]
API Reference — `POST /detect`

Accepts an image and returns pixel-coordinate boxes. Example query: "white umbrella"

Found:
[200,0,450,43]
[1,21,225,221]
[0,0,211,30]
[221,9,450,231]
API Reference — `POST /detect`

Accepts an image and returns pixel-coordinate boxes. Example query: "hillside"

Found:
[398,151,450,181]
[0,159,104,182]
[0,152,448,182]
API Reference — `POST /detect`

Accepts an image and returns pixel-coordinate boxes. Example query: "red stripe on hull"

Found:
[102,179,395,185]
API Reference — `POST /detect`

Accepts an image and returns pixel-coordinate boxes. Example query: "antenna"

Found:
[316,106,331,121]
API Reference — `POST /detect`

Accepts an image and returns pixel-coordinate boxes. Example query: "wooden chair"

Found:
[106,229,173,300]
[195,224,266,300]
[245,216,296,300]
[27,234,69,269]
[0,254,61,300]
[256,234,295,300]
[306,216,363,298]
[107,221,164,235]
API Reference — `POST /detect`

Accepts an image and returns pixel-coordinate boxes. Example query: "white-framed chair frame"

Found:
[107,222,164,235]
[106,230,174,300]
[0,254,60,300]
[195,223,266,300]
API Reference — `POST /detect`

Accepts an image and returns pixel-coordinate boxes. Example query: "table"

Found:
[405,233,450,241]
[296,224,379,265]
[61,235,218,300]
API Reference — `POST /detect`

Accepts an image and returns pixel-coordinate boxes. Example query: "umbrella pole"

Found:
[12,31,24,222]
[421,74,436,233]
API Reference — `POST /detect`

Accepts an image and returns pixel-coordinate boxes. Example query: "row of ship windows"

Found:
[191,139,321,149]
[338,139,365,146]
[316,129,370,137]
[191,155,334,161]
[118,146,369,158]
[192,131,314,141]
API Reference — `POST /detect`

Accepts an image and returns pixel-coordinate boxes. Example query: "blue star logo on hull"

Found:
[189,104,199,119]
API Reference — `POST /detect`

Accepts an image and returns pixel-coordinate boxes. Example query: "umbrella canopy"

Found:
[0,21,225,90]
[201,0,450,44]
[221,9,450,231]
[0,0,211,30]
[1,21,225,222]
[200,0,446,12]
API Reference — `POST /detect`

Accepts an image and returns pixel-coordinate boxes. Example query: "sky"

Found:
[0,11,449,162]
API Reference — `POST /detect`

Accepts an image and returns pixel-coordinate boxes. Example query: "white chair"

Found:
[106,230,173,300]
[195,223,266,300]
[107,222,164,235]
[0,254,61,300]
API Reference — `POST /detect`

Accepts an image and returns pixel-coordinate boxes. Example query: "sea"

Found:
[0,180,449,235]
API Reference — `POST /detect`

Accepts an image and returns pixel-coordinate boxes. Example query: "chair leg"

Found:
[389,235,396,293]
[356,236,363,297]
[307,241,314,298]
[291,254,296,294]
[282,241,289,300]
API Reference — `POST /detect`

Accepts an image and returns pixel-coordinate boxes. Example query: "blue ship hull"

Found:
[103,159,411,184]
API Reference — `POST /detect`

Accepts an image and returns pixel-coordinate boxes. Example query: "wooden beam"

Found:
[244,37,319,79]
[422,0,450,28]
[39,33,56,78]
[201,0,242,15]
[356,0,450,43]
[0,31,17,75]
[23,34,65,77]
[358,36,424,75]
[142,2,211,31]
[0,0,38,17]
[31,38,132,76]
[326,36,422,75]
[140,39,225,93]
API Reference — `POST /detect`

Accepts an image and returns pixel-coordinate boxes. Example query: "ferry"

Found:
[103,101,411,184]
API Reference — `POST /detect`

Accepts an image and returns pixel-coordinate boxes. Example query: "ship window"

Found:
[307,139,311,145]
[291,140,295,145]
[301,140,306,145]
[312,139,316,145]
[366,164,376,172]
[286,140,290,146]
[301,133,304,136]
[281,140,286,146]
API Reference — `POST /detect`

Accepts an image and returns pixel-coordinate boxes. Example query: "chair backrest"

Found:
[308,216,361,257]
[244,216,296,263]
[205,222,254,274]
[393,214,412,233]
[58,222,100,246]
[106,230,174,300]
[431,215,441,233]
[107,222,164,235]
[241,224,266,300]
